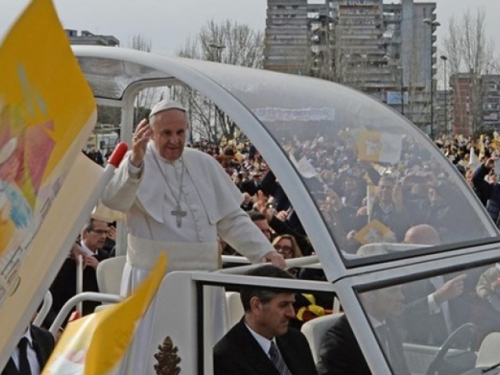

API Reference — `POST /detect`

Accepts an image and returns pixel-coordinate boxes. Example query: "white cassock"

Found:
[102,141,272,375]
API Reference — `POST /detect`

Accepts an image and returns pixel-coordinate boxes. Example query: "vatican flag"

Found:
[358,130,403,164]
[0,0,97,369]
[42,254,167,375]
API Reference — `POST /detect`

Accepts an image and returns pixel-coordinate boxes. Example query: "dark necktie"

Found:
[269,341,292,375]
[18,337,32,375]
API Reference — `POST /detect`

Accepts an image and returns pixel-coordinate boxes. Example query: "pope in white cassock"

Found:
[101,100,284,374]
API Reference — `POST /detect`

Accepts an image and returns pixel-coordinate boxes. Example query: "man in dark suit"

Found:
[213,265,318,375]
[317,285,410,375]
[2,324,55,375]
[49,218,110,323]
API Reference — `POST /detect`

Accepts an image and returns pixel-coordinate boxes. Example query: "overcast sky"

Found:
[1,0,499,57]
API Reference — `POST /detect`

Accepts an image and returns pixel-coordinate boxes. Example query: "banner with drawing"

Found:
[0,0,96,368]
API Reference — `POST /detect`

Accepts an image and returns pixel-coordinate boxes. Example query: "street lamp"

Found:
[397,66,404,116]
[423,18,441,139]
[441,55,449,136]
[208,42,226,62]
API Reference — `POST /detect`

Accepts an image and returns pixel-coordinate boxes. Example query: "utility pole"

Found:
[441,55,448,136]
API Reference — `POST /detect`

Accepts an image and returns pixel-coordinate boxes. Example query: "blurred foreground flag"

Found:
[43,254,167,375]
[0,0,97,368]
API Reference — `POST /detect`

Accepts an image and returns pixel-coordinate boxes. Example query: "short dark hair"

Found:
[240,265,295,311]
[248,211,266,222]
[83,218,97,233]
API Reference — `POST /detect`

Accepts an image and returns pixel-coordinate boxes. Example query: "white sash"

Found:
[127,234,219,273]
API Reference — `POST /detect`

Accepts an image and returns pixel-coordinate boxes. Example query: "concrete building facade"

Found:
[449,73,500,137]
[264,0,438,132]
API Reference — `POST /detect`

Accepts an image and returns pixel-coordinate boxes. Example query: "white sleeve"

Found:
[427,294,441,315]
[101,154,144,212]
[217,209,274,264]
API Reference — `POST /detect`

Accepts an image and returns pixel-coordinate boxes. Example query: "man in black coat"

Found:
[2,325,55,375]
[49,219,110,323]
[213,265,317,375]
[317,285,409,375]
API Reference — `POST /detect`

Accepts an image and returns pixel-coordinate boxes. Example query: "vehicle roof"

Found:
[73,45,500,282]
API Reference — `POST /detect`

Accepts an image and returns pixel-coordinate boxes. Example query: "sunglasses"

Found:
[274,244,293,253]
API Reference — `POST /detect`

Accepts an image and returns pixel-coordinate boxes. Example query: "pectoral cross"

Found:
[171,204,187,228]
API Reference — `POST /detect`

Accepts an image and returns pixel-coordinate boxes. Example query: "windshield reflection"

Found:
[354,261,500,375]
[212,65,498,265]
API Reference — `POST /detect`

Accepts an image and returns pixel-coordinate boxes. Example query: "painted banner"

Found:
[0,0,96,368]
[43,254,167,375]
[357,130,403,164]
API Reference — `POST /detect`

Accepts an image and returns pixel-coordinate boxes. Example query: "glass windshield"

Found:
[77,56,166,99]
[357,260,500,374]
[178,59,498,265]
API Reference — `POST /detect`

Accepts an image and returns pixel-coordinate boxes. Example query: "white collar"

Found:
[245,322,276,357]
[80,240,97,256]
[368,314,385,329]
[21,327,33,348]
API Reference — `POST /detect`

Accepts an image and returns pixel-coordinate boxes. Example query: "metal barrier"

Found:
[49,292,123,335]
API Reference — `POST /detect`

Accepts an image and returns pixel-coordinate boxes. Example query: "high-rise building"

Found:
[450,73,500,136]
[264,0,438,131]
[264,0,309,74]
[481,75,500,130]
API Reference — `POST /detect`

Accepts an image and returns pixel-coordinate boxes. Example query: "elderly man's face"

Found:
[151,109,189,162]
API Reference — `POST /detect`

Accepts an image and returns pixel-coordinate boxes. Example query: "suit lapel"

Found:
[2,358,19,375]
[30,326,50,369]
[233,321,280,375]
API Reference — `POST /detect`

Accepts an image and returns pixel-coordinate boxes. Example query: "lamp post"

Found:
[208,42,226,62]
[423,18,441,139]
[397,66,404,116]
[441,55,448,136]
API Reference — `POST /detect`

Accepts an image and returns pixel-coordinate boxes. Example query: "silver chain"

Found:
[151,151,185,210]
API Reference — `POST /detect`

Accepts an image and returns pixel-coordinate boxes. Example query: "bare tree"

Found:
[128,34,163,124]
[443,8,496,135]
[174,20,264,142]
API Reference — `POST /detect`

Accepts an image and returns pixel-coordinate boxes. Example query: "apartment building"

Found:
[264,0,438,132]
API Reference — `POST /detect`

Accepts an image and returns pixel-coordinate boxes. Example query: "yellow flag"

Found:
[43,254,167,375]
[0,0,96,366]
[355,220,392,245]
